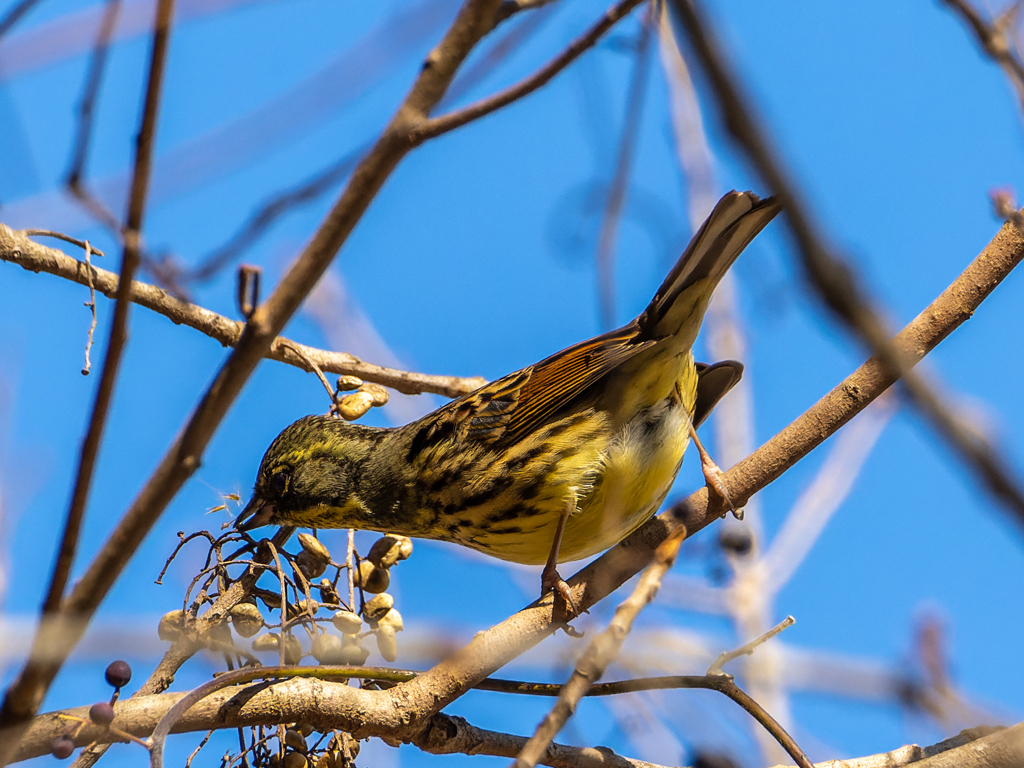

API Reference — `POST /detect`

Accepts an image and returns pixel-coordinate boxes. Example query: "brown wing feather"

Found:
[495,322,655,447]
[407,321,654,460]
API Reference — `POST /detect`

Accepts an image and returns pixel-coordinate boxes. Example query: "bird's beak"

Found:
[236,495,277,531]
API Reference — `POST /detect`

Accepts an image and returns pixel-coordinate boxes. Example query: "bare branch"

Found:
[596,9,653,328]
[419,0,647,141]
[0,227,486,398]
[65,0,123,233]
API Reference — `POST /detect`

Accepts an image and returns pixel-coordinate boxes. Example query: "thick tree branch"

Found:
[0,226,486,398]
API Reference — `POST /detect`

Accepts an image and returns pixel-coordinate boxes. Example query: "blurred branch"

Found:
[943,0,1024,120]
[419,0,647,140]
[414,713,668,768]
[64,0,123,233]
[0,0,175,742]
[767,724,1022,768]
[0,227,485,398]
[0,0,40,40]
[0,0,508,759]
[668,0,1024,529]
[596,9,653,328]
[179,148,364,286]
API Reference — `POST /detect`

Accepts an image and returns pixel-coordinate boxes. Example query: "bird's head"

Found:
[237,415,384,531]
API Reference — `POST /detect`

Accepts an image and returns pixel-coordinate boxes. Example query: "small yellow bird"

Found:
[239,190,780,605]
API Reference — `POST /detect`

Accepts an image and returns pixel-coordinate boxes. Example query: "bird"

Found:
[238,190,781,609]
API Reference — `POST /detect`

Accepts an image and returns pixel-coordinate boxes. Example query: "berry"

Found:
[104,660,132,689]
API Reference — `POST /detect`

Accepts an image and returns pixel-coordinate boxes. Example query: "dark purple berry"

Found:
[51,736,75,759]
[104,659,132,689]
[89,701,115,727]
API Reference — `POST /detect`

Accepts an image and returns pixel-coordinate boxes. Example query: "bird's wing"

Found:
[406,324,654,459]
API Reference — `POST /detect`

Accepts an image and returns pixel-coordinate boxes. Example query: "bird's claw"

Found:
[541,564,580,618]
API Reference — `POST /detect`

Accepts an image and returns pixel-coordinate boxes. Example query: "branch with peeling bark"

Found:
[0,226,486,399]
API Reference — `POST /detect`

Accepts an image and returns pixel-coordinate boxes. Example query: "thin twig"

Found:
[418,0,647,140]
[65,0,123,233]
[22,230,106,256]
[668,0,1024,529]
[596,8,653,328]
[2,0,176,739]
[707,616,795,676]
[0,0,41,40]
[0,228,486,398]
[279,340,336,405]
[81,242,98,376]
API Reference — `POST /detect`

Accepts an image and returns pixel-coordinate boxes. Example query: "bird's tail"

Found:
[637,190,781,348]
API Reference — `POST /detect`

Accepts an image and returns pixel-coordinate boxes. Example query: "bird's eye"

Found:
[270,469,290,495]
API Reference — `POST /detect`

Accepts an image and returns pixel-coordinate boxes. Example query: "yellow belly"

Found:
[460,378,696,564]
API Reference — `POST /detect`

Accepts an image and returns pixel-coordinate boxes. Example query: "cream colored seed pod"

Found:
[375,625,398,663]
[282,634,304,665]
[395,536,413,560]
[354,560,389,593]
[295,722,316,738]
[362,593,394,622]
[252,632,280,652]
[377,607,403,633]
[337,390,375,421]
[296,598,320,616]
[295,551,327,580]
[336,375,362,392]
[335,393,372,423]
[366,535,411,569]
[229,603,264,638]
[332,610,362,634]
[297,533,332,564]
[311,633,343,664]
[359,382,389,407]
[158,610,185,642]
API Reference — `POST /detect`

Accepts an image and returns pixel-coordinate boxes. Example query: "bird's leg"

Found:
[687,421,742,520]
[541,497,580,616]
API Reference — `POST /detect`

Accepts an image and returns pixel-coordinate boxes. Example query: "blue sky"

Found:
[2,1,1024,766]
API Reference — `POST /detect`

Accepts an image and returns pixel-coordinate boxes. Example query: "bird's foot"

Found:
[541,563,580,618]
[689,422,742,519]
